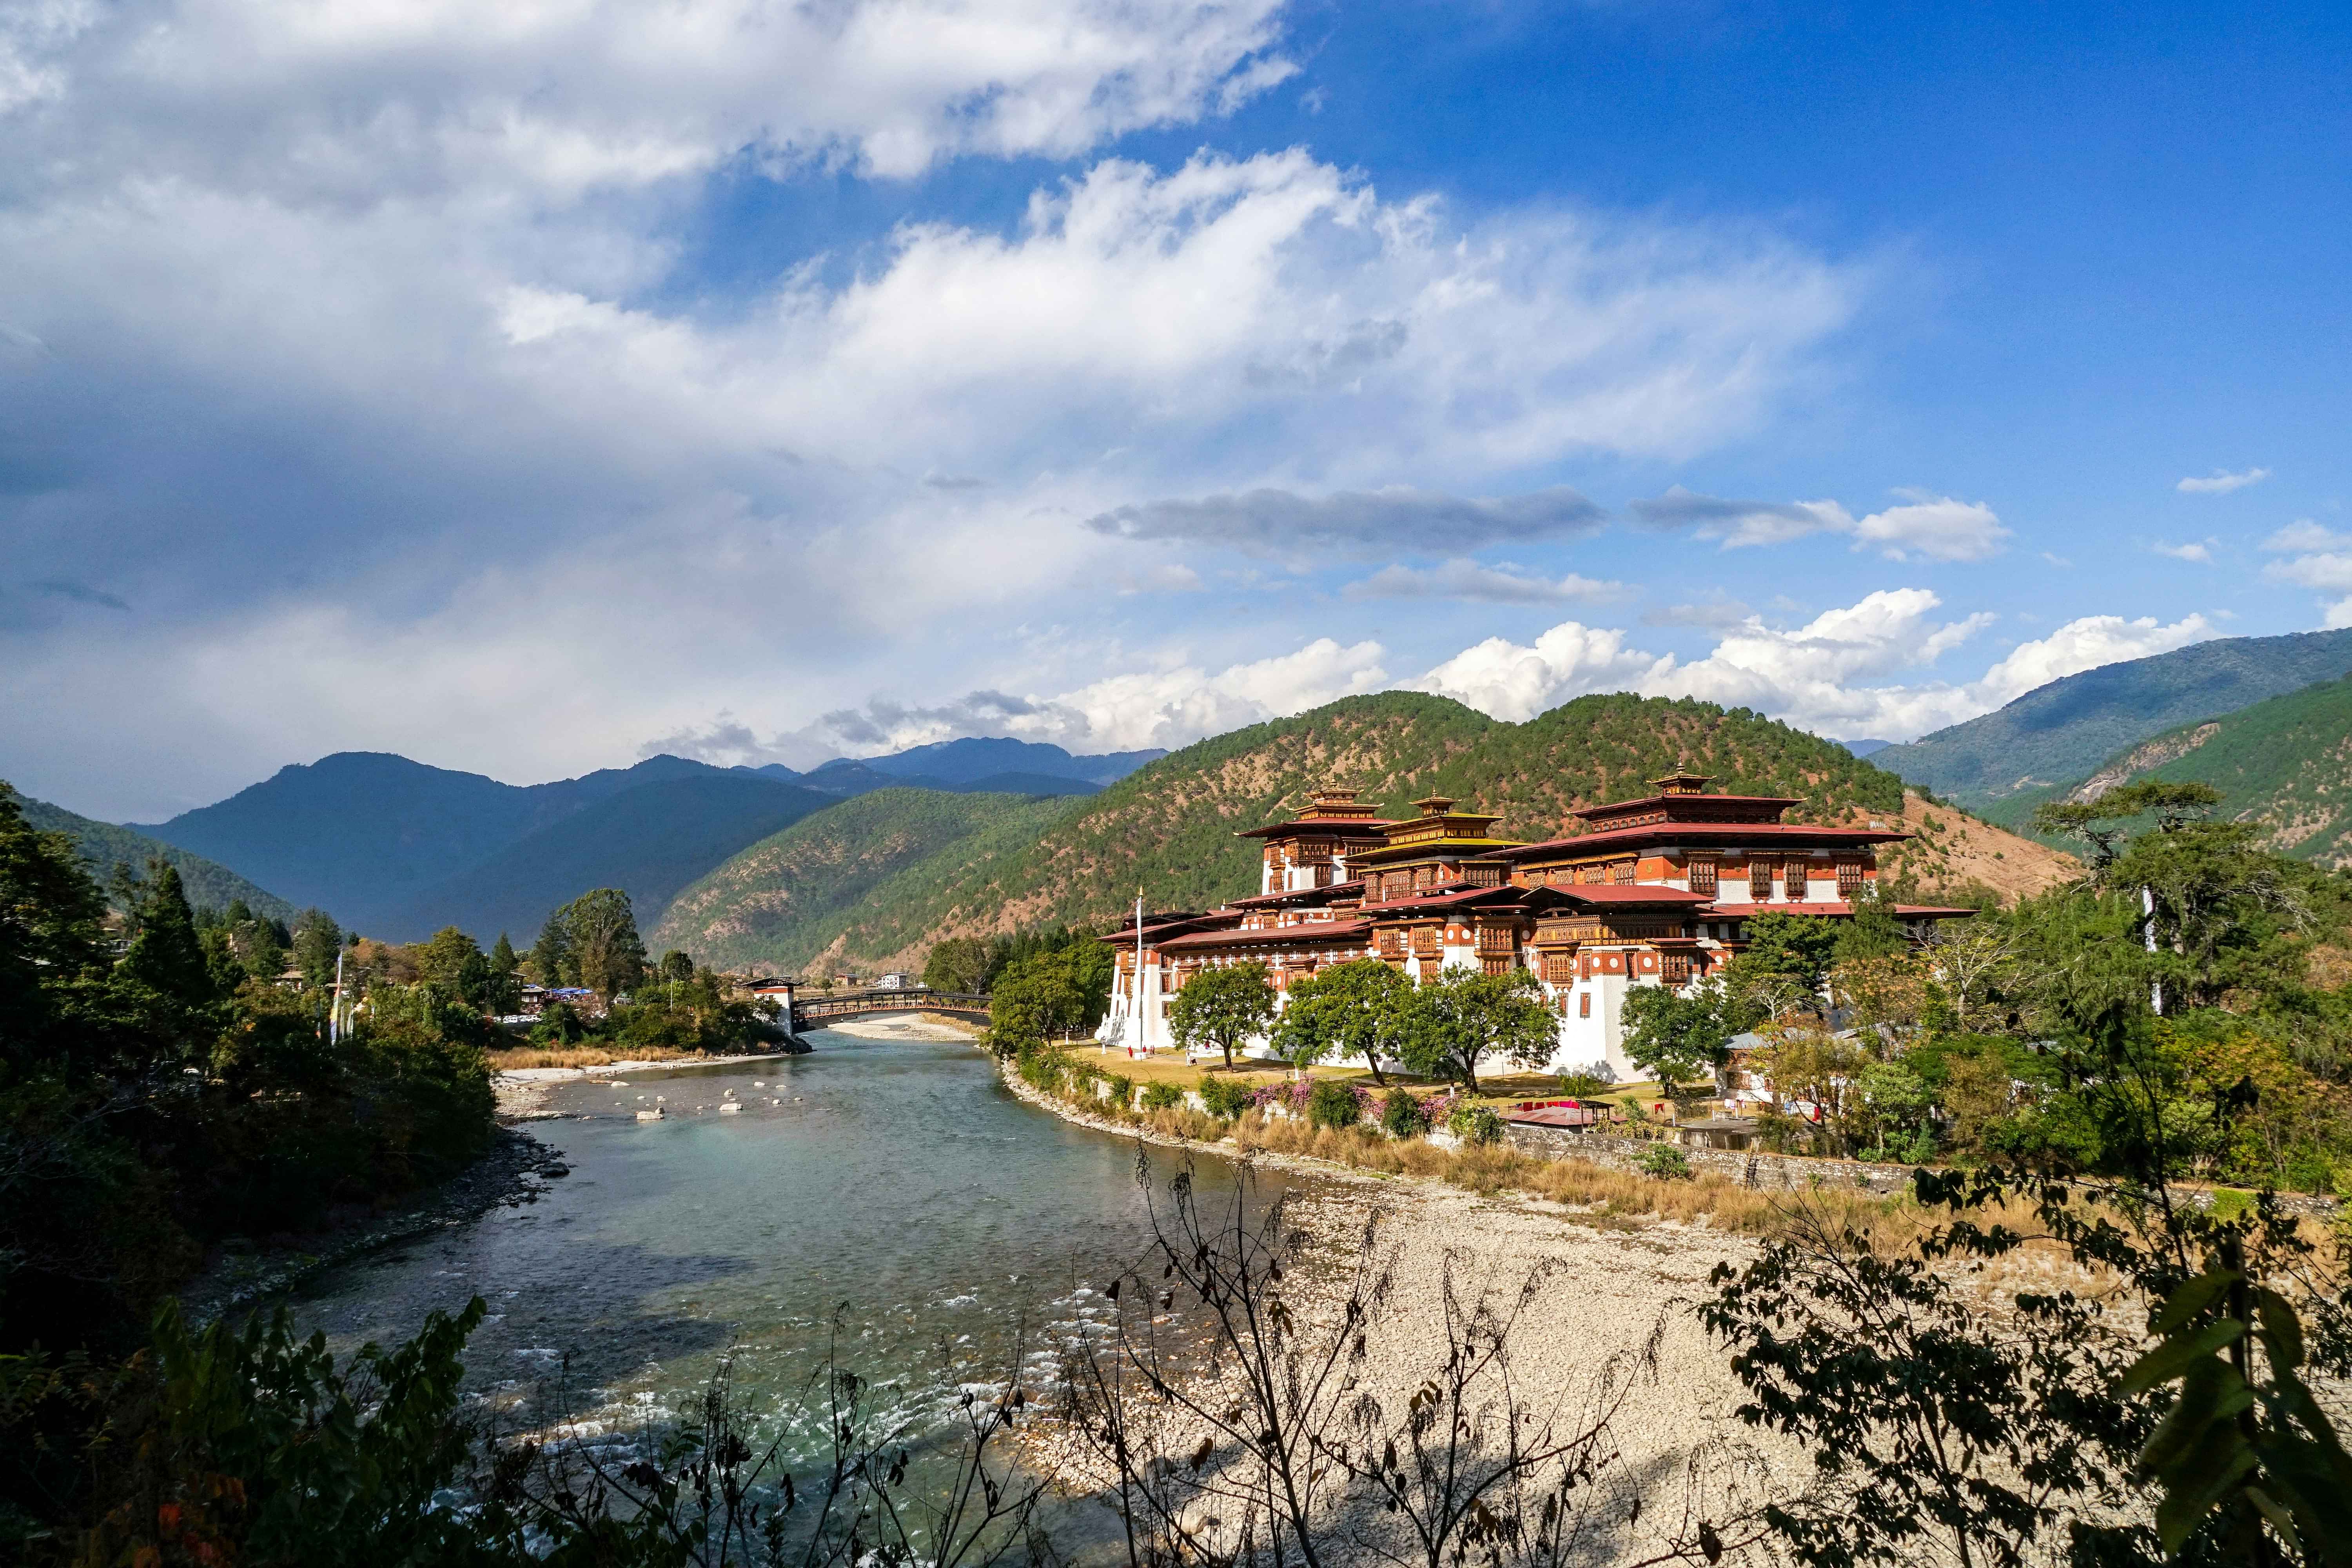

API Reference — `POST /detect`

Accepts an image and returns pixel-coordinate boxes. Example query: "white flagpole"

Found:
[1134,887,1145,1056]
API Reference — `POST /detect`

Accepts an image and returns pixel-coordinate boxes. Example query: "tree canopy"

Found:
[1168,962,1275,1070]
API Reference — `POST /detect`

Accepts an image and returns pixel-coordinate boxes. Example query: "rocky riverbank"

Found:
[995,1057,1813,1553]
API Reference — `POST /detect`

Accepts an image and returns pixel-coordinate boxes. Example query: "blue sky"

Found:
[2,0,2346,818]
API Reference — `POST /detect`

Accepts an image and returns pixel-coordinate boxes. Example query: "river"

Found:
[290,1027,1289,1463]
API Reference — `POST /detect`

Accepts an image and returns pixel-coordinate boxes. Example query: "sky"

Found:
[4,0,2348,821]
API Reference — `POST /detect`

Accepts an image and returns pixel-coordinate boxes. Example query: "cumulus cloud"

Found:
[2256,519,2352,624]
[1630,486,2010,561]
[1337,559,1626,604]
[2178,467,2270,495]
[1088,486,1607,556]
[0,0,1880,814]
[2152,539,2215,563]
[1410,591,2212,742]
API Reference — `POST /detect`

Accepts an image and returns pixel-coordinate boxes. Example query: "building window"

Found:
[1613,858,1636,884]
[1688,857,1718,896]
[1837,860,1864,899]
[1578,992,1592,1018]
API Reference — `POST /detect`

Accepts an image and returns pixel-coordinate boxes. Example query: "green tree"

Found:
[1268,958,1414,1084]
[527,909,573,987]
[988,949,1091,1049]
[0,783,113,1070]
[1395,964,1555,1091]
[1833,900,1908,963]
[657,948,694,984]
[1168,962,1275,1070]
[1721,911,1840,1020]
[418,926,489,1007]
[924,936,991,993]
[290,907,342,990]
[1619,982,1735,1096]
[559,888,646,1002]
[483,932,521,1015]
[118,861,218,1047]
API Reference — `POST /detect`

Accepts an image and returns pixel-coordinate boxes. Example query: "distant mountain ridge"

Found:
[14,789,298,921]
[782,739,1160,798]
[134,751,831,941]
[1870,629,2352,814]
[1996,673,2352,863]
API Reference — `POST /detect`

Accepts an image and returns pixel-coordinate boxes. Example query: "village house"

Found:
[1095,775,1969,1080]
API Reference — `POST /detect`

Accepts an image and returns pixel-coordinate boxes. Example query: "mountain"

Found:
[799,759,927,797]
[2005,673,2352,865]
[862,737,1165,788]
[648,787,1070,972]
[1842,739,1894,757]
[378,771,835,944]
[663,690,2066,975]
[956,771,1099,797]
[1869,629,2352,815]
[13,788,298,921]
[133,750,829,938]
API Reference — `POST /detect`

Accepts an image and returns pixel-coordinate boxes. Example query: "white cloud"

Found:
[0,0,1882,814]
[6,0,1296,195]
[1630,487,2010,561]
[2152,539,2214,563]
[1338,559,1627,604]
[1407,591,2214,744]
[1413,623,1658,723]
[2177,467,2270,495]
[1849,495,2011,562]
[2257,520,2352,625]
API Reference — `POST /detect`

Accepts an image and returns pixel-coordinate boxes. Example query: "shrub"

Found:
[1445,1103,1503,1146]
[1307,1078,1362,1131]
[1557,1062,1614,1098]
[1140,1080,1184,1112]
[1637,1142,1693,1179]
[1380,1087,1430,1139]
[1198,1076,1255,1119]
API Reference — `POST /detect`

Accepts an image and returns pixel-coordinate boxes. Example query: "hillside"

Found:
[2009,674,2352,866]
[13,788,298,920]
[379,771,834,944]
[131,751,825,937]
[672,691,2071,975]
[861,737,1163,787]
[1869,629,2352,813]
[1877,791,2080,903]
[648,788,1069,972]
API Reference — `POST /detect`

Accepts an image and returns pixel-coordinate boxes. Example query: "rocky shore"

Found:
[995,1058,1813,1552]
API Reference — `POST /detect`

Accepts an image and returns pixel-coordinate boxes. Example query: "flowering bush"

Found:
[1307,1078,1363,1130]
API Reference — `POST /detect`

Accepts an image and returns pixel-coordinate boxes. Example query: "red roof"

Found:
[1237,815,1398,838]
[1574,791,1796,820]
[1543,885,1711,907]
[1226,881,1363,907]
[1500,821,1909,859]
[1356,884,1526,915]
[1157,919,1374,953]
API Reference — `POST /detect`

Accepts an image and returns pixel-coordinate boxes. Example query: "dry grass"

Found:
[1226,1114,1890,1235]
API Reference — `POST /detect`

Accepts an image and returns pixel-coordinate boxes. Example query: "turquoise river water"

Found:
[290,1028,1292,1460]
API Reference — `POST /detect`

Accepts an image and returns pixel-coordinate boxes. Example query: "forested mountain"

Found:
[1999,673,2352,864]
[662,691,2066,975]
[377,771,835,944]
[1870,628,2352,812]
[649,787,1069,972]
[131,751,828,940]
[13,788,298,920]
